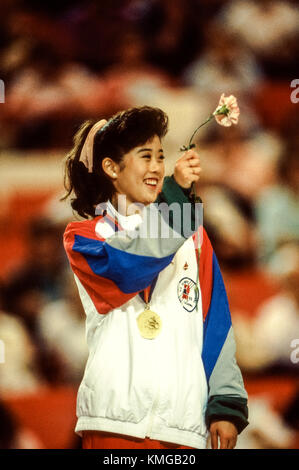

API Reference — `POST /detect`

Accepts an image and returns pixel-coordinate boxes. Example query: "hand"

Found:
[173,149,201,189]
[209,421,238,449]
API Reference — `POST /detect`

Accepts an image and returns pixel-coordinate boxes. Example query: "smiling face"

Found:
[111,135,165,210]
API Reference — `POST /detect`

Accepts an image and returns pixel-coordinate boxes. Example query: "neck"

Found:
[111,193,146,217]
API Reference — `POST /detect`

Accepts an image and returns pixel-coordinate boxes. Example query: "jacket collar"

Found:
[106,200,143,231]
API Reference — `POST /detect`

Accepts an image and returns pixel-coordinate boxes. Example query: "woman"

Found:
[62,106,248,449]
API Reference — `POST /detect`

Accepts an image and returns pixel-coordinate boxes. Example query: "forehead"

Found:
[132,135,162,152]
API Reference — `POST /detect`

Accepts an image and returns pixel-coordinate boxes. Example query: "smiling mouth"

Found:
[144,178,159,188]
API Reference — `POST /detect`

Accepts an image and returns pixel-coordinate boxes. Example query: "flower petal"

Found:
[214,93,240,126]
[215,114,232,127]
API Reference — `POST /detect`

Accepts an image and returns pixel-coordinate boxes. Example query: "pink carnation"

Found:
[213,93,240,127]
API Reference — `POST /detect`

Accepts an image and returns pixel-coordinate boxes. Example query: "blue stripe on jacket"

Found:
[73,234,174,294]
[202,252,232,382]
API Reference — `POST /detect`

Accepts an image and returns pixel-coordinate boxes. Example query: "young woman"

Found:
[62,106,248,449]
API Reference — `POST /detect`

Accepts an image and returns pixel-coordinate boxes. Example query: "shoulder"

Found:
[63,217,104,250]
[64,217,98,238]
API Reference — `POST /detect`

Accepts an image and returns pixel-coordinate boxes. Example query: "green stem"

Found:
[188,114,213,149]
[183,107,227,202]
[187,115,213,203]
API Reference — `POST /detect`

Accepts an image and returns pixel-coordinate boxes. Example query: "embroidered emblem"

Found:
[177,277,199,312]
[183,262,188,270]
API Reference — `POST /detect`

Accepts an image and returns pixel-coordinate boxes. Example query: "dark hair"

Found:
[62,106,169,218]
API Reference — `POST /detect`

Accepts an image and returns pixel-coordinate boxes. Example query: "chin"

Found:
[137,188,160,206]
[145,194,158,205]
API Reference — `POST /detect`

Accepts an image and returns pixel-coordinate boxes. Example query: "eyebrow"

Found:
[137,148,164,153]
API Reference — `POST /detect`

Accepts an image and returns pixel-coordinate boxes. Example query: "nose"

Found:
[149,157,162,173]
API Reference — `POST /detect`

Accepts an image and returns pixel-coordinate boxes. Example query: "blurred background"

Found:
[0,0,298,449]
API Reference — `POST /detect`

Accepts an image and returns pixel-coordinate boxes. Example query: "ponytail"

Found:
[61,120,114,219]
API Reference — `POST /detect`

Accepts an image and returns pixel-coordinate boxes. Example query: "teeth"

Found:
[145,179,157,186]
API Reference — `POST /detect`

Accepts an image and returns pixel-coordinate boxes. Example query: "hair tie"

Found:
[79,119,107,172]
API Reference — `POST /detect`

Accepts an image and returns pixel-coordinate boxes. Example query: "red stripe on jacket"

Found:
[63,217,137,314]
[199,228,213,322]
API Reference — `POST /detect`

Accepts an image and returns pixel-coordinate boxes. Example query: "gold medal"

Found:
[137,306,162,340]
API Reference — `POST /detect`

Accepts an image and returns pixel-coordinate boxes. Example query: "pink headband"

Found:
[79,119,107,172]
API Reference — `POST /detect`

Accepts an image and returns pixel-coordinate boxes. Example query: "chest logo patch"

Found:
[177,277,199,312]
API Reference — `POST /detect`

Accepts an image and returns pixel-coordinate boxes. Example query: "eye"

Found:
[141,154,151,159]
[159,155,165,161]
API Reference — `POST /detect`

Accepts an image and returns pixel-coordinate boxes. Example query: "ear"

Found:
[102,158,118,179]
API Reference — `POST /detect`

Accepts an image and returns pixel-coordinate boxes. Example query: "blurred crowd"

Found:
[0,0,298,449]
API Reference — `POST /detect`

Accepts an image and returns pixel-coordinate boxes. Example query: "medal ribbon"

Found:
[139,275,158,306]
[144,285,150,307]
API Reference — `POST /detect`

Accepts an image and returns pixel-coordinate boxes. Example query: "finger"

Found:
[188,167,201,175]
[186,148,198,156]
[189,175,200,183]
[184,171,201,184]
[176,156,200,171]
[182,167,201,180]
[188,158,200,168]
[186,175,200,186]
[228,437,237,449]
[178,151,193,162]
[210,431,218,450]
[219,436,230,449]
[180,150,199,161]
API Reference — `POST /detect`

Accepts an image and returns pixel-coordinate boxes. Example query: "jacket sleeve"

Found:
[63,176,201,314]
[199,228,249,433]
